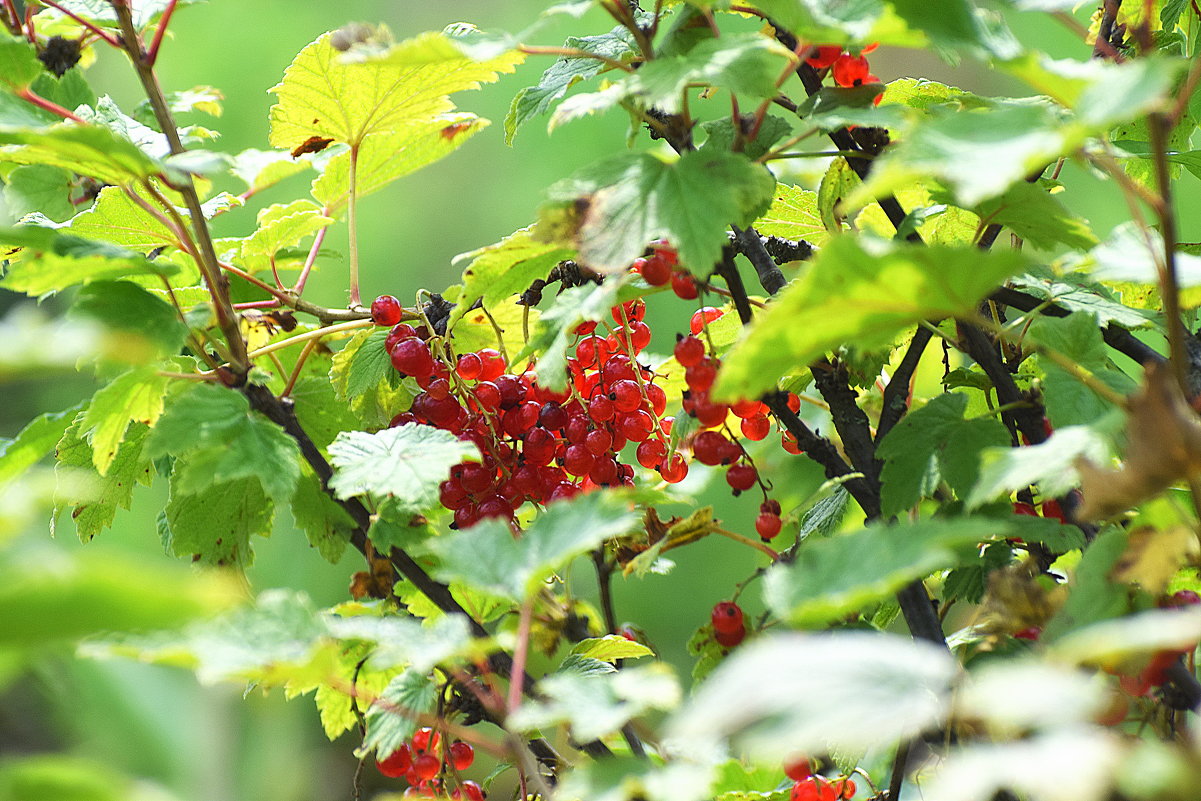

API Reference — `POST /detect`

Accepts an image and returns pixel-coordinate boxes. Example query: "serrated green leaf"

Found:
[79,366,170,475]
[543,149,775,276]
[312,114,489,209]
[69,280,188,359]
[289,375,360,451]
[1027,313,1136,428]
[2,164,73,221]
[796,83,904,130]
[849,102,1078,209]
[327,424,480,510]
[52,419,154,542]
[362,669,438,756]
[240,199,333,260]
[161,472,274,568]
[0,224,178,295]
[290,469,353,564]
[571,634,654,663]
[509,664,680,741]
[0,403,81,487]
[427,491,639,602]
[752,183,828,247]
[33,0,203,31]
[449,226,573,329]
[701,113,793,161]
[0,122,164,185]
[328,328,412,428]
[714,237,1030,400]
[1042,529,1130,641]
[229,148,312,193]
[0,542,241,649]
[268,30,520,151]
[969,182,1098,251]
[0,35,43,91]
[146,382,301,505]
[329,611,478,673]
[1009,271,1154,329]
[308,644,401,740]
[968,425,1112,509]
[751,0,888,42]
[764,518,998,626]
[63,184,182,251]
[505,25,637,143]
[669,632,955,759]
[877,393,1011,515]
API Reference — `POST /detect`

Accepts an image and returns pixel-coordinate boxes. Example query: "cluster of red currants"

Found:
[375,727,482,799]
[785,759,857,801]
[803,43,881,89]
[711,601,746,648]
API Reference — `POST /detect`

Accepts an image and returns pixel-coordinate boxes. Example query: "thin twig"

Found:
[145,0,177,66]
[518,44,635,73]
[37,0,122,46]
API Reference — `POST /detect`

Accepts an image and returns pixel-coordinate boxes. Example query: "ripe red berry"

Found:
[412,752,440,781]
[674,335,706,367]
[461,781,485,801]
[1014,627,1041,641]
[692,430,732,466]
[477,348,506,381]
[714,626,746,648]
[711,601,744,634]
[831,54,872,87]
[690,306,724,334]
[1012,502,1038,517]
[671,270,699,299]
[636,438,666,469]
[755,512,783,540]
[638,253,672,286]
[685,360,718,394]
[386,323,418,353]
[391,338,436,378]
[783,757,812,782]
[448,741,474,771]
[456,352,483,381]
[659,453,688,483]
[412,727,439,752]
[781,431,802,455]
[371,294,403,326]
[376,744,412,778]
[805,45,843,68]
[741,414,771,441]
[726,463,757,493]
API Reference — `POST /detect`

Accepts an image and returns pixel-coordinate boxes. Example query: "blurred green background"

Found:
[2,1,1199,800]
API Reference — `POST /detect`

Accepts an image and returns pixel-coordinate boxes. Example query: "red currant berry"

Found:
[477,348,506,381]
[805,44,843,68]
[588,395,615,423]
[461,781,485,801]
[831,54,871,87]
[711,601,744,634]
[563,444,595,477]
[725,463,757,492]
[755,512,783,540]
[412,752,440,781]
[671,270,699,300]
[391,338,436,378]
[714,626,746,648]
[690,306,724,335]
[456,352,483,381]
[611,379,643,413]
[651,240,679,266]
[371,295,403,326]
[636,438,667,469]
[781,431,802,455]
[741,414,770,441]
[783,757,812,782]
[1014,627,1041,641]
[659,453,688,483]
[386,323,418,353]
[376,744,412,778]
[448,741,474,771]
[674,335,706,367]
[685,360,718,393]
[1042,499,1067,524]
[693,431,732,466]
[639,253,672,286]
[412,727,439,752]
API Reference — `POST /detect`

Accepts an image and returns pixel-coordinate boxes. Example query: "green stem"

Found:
[348,143,362,308]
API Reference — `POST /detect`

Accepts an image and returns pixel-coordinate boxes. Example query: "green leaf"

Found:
[968,182,1098,251]
[752,182,828,247]
[328,328,412,428]
[160,473,275,568]
[427,491,639,602]
[2,164,74,221]
[668,632,955,758]
[329,611,477,673]
[0,404,80,487]
[290,470,354,564]
[848,102,1079,208]
[509,664,680,741]
[505,25,637,143]
[1049,606,1201,666]
[63,184,182,251]
[362,669,438,756]
[1085,221,1201,294]
[239,199,333,261]
[268,30,520,151]
[311,114,489,209]
[229,147,312,193]
[34,0,203,31]
[79,366,170,475]
[1010,270,1154,329]
[877,394,1012,515]
[701,113,793,161]
[326,424,481,510]
[543,149,775,276]
[1043,528,1130,641]
[764,518,998,626]
[1027,313,1135,428]
[714,237,1030,400]
[448,226,573,329]
[796,84,905,130]
[146,382,301,505]
[571,634,654,663]
[69,280,188,358]
[968,425,1112,509]
[0,122,164,185]
[0,542,240,648]
[289,375,360,451]
[0,224,178,296]
[52,419,154,542]
[751,0,888,42]
[0,35,42,91]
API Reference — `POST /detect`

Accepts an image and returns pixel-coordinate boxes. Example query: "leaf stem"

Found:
[16,87,89,123]
[507,596,535,714]
[347,144,362,309]
[0,0,19,34]
[280,339,318,398]
[713,526,780,560]
[145,0,177,66]
[292,210,331,297]
[518,44,635,73]
[1147,109,1190,398]
[37,0,123,47]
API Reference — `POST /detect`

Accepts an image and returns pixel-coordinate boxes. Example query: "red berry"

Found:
[671,270,699,299]
[784,757,812,782]
[711,601,744,634]
[1014,627,1041,641]
[371,295,403,326]
[563,444,595,477]
[741,414,771,441]
[831,54,872,87]
[412,727,439,752]
[1165,590,1201,607]
[610,299,645,324]
[731,398,766,418]
[376,744,412,778]
[781,431,802,455]
[461,781,485,801]
[639,253,672,286]
[391,338,436,377]
[693,431,733,466]
[690,306,724,335]
[659,453,688,483]
[448,741,474,771]
[1042,499,1067,523]
[786,392,801,413]
[1012,502,1038,517]
[611,379,643,413]
[620,409,655,442]
[412,752,440,781]
[477,348,506,381]
[588,394,615,423]
[805,45,843,68]
[714,626,746,648]
[636,438,666,469]
[584,428,613,456]
[674,335,706,367]
[726,463,757,492]
[755,512,782,540]
[386,323,418,353]
[455,352,483,381]
[685,360,718,393]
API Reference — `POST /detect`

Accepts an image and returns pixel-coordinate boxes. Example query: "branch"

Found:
[875,326,933,445]
[811,358,881,487]
[730,225,788,295]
